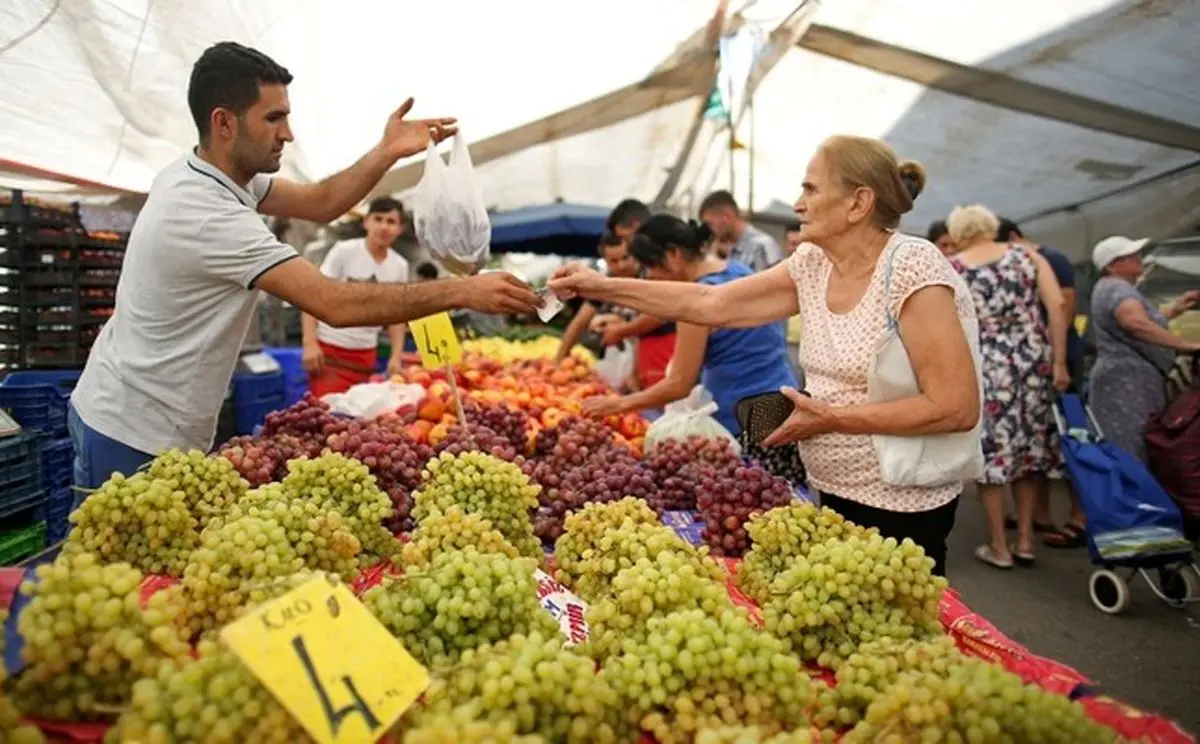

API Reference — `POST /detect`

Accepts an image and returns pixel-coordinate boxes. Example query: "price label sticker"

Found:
[221,576,428,744]
[409,312,463,370]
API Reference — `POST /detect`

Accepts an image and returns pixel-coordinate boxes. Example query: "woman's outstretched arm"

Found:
[549,261,798,328]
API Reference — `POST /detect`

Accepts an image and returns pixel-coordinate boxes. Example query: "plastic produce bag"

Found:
[595,344,634,389]
[413,134,491,275]
[644,385,741,455]
[321,381,427,420]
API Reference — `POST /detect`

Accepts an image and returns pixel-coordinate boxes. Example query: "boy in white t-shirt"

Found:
[302,197,410,395]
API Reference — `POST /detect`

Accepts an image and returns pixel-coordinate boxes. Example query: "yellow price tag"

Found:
[409,312,463,369]
[220,576,428,744]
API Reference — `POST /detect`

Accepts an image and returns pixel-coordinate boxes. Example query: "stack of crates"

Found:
[0,370,81,550]
[0,189,125,370]
[232,371,286,435]
[0,431,46,565]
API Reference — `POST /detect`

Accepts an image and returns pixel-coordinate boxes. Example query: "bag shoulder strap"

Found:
[881,235,910,331]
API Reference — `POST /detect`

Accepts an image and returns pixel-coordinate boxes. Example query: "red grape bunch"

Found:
[545,416,615,467]
[434,423,520,461]
[644,436,742,512]
[218,433,311,486]
[462,401,532,454]
[696,464,795,557]
[260,393,348,440]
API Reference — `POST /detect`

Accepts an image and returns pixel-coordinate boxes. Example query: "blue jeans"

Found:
[68,403,154,510]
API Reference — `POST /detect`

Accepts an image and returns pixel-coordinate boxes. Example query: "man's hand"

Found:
[602,324,627,347]
[548,265,609,301]
[381,98,458,160]
[1053,362,1071,393]
[582,395,626,419]
[386,356,405,378]
[302,342,324,375]
[461,273,542,315]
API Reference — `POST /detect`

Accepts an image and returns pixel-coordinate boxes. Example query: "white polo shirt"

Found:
[316,238,409,350]
[71,152,298,454]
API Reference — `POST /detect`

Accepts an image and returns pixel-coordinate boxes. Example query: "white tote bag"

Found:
[867,239,984,487]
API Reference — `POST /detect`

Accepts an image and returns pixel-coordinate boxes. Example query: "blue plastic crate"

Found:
[40,437,73,489]
[264,347,308,407]
[44,486,73,544]
[0,431,38,471]
[233,371,286,435]
[0,370,82,438]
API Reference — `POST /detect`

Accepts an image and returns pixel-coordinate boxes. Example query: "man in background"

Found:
[997,216,1087,548]
[303,197,411,394]
[415,261,439,281]
[927,219,953,255]
[698,189,782,273]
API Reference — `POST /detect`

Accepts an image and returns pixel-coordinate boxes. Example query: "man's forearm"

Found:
[313,144,398,223]
[325,278,470,328]
[388,323,408,356]
[301,313,319,347]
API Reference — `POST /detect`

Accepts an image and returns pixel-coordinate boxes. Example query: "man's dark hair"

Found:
[927,219,948,243]
[698,190,739,215]
[188,42,293,140]
[996,217,1022,241]
[597,231,624,255]
[367,197,404,218]
[784,219,803,232]
[607,199,650,231]
[416,262,439,280]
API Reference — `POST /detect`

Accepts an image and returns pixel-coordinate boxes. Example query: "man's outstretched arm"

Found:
[257,257,539,328]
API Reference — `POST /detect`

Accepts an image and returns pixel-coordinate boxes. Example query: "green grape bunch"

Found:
[277,453,399,565]
[10,552,192,721]
[696,726,817,744]
[842,658,1125,744]
[400,714,548,744]
[412,451,542,559]
[736,503,874,604]
[760,533,946,669]
[400,505,520,568]
[146,448,249,530]
[215,483,364,579]
[178,515,307,636]
[584,550,734,660]
[814,636,963,729]
[363,547,558,668]
[554,513,724,603]
[106,638,313,744]
[598,608,815,743]
[401,631,628,743]
[64,472,200,576]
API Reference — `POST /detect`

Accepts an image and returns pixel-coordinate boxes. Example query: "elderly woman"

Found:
[551,135,981,575]
[1089,236,1200,461]
[946,204,1070,570]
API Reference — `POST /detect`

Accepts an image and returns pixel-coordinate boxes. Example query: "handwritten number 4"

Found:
[293,635,381,736]
[423,327,441,361]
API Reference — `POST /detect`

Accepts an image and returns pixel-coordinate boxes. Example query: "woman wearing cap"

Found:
[551,135,981,576]
[1088,236,1200,462]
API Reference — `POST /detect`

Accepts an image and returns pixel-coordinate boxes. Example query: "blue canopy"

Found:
[489,203,610,256]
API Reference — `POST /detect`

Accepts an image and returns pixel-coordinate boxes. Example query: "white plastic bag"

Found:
[321,381,427,420]
[596,344,635,389]
[644,385,741,455]
[413,134,491,275]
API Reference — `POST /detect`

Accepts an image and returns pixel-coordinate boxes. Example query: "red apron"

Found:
[308,341,377,398]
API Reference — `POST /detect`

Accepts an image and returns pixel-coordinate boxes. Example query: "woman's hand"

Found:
[1166,289,1200,319]
[1052,362,1071,392]
[582,395,626,419]
[760,387,835,447]
[549,265,609,301]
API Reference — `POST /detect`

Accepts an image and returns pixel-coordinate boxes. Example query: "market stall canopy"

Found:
[490,202,611,256]
[2,0,1198,261]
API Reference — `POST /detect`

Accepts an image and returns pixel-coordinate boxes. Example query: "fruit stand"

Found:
[0,341,1193,744]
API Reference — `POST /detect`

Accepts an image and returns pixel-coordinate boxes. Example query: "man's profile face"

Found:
[601,243,638,278]
[229,82,294,175]
[364,209,404,248]
[612,221,642,244]
[700,206,737,242]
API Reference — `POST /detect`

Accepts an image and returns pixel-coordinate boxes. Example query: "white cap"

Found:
[1092,236,1149,271]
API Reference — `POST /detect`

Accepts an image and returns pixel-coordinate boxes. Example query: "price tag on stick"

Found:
[408,312,463,370]
[221,576,428,744]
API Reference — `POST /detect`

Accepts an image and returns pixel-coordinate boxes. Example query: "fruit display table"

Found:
[0,347,1192,744]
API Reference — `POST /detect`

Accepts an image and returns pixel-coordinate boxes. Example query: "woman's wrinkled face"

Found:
[1109,254,1144,281]
[792,148,872,243]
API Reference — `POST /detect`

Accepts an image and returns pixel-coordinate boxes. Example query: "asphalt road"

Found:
[945,486,1200,736]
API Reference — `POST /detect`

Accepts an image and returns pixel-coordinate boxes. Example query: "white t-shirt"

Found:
[315,239,409,350]
[71,152,299,454]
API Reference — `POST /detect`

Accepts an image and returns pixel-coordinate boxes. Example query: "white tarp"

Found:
[3,0,1198,261]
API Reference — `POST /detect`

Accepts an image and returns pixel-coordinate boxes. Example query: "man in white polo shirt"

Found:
[302,196,411,396]
[68,41,539,498]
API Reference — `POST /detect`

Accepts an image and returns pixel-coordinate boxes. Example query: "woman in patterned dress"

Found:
[550,135,982,576]
[946,205,1071,570]
[1087,236,1200,462]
